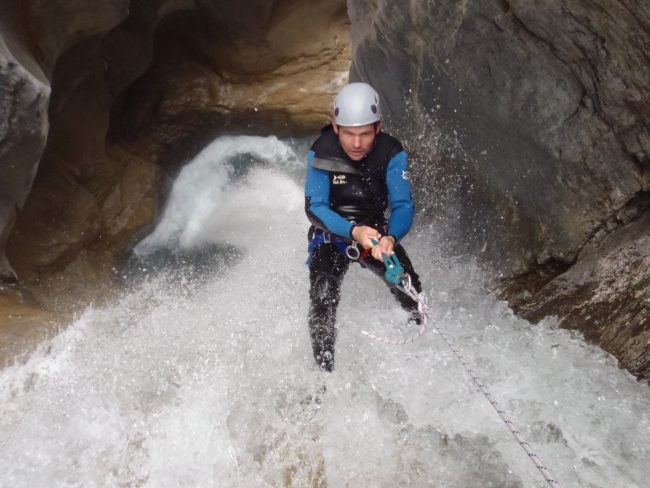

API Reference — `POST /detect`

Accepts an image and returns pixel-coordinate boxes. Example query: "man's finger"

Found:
[372,247,382,261]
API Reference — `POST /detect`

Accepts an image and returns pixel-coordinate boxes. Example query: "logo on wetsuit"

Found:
[333,174,347,185]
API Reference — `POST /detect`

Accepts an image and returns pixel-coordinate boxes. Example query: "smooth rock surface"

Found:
[347,0,649,380]
[111,0,349,143]
[2,0,349,294]
[0,0,349,364]
[0,6,50,282]
[349,0,648,272]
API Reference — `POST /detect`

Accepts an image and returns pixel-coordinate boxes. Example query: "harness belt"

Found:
[306,228,370,265]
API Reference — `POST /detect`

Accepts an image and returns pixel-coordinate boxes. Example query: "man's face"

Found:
[332,122,381,161]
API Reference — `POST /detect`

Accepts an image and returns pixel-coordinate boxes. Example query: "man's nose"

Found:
[352,136,362,147]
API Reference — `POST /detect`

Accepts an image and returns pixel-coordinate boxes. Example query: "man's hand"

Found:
[372,235,395,261]
[351,225,381,250]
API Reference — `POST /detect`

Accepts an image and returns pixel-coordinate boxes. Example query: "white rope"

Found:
[361,274,431,345]
[362,275,560,487]
[360,298,428,345]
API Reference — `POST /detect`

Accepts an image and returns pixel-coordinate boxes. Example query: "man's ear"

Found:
[374,121,382,134]
[332,121,339,135]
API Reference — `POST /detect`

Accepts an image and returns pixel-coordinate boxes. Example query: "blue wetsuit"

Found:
[304,125,421,371]
[305,125,414,240]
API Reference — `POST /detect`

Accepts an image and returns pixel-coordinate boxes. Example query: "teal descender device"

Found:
[370,237,406,285]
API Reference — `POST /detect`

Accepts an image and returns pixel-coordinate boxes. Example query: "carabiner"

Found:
[345,244,361,260]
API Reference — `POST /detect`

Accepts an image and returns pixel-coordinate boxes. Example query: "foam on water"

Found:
[1,135,649,488]
[134,135,299,255]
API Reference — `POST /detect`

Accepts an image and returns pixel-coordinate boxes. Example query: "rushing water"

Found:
[1,135,649,488]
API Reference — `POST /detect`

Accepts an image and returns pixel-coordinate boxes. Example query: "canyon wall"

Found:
[0,0,349,307]
[348,0,649,380]
[0,0,647,379]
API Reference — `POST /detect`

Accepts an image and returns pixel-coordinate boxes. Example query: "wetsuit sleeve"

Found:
[305,150,355,239]
[386,150,414,241]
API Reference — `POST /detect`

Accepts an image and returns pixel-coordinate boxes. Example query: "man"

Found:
[305,82,422,372]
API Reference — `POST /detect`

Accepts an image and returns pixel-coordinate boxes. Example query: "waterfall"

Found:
[1,135,648,488]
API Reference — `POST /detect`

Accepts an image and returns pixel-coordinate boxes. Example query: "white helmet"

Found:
[333,82,381,126]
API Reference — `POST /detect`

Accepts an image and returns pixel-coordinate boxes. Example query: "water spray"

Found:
[363,238,560,487]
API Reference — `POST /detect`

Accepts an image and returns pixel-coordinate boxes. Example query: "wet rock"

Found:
[0,0,131,285]
[0,291,70,366]
[347,0,650,381]
[2,0,349,295]
[0,10,50,282]
[504,199,650,381]
[111,0,350,144]
[13,0,130,76]
[348,0,648,273]
[7,146,160,310]
[0,0,348,363]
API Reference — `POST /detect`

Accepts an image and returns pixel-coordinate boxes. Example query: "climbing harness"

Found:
[306,230,349,265]
[307,229,367,263]
[363,240,561,488]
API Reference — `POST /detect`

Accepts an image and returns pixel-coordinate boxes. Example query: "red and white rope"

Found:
[360,276,430,345]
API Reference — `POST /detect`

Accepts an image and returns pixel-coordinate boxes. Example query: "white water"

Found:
[1,135,649,487]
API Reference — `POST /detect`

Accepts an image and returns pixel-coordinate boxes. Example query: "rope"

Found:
[360,284,430,345]
[361,274,431,345]
[363,274,560,487]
